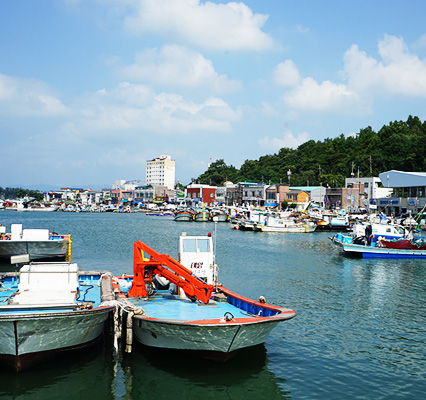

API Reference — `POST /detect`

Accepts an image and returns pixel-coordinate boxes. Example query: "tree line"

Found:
[0,187,44,201]
[195,115,426,187]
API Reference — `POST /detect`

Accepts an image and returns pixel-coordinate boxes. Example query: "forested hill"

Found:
[195,115,426,187]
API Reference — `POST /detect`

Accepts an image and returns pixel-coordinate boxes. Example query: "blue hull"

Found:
[362,252,426,259]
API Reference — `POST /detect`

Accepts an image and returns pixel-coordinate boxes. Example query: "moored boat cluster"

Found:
[0,228,297,372]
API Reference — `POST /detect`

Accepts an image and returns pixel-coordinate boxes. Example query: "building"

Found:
[185,184,216,207]
[325,184,366,212]
[378,170,426,214]
[239,181,266,207]
[345,177,392,206]
[289,186,326,207]
[146,155,175,190]
[134,185,175,203]
[214,186,226,205]
[286,189,310,211]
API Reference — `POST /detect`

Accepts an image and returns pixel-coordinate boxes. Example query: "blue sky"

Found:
[1,0,426,189]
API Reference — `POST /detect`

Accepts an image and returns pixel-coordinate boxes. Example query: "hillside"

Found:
[196,116,426,187]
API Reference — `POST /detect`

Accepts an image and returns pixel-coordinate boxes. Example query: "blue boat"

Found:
[331,222,426,258]
[113,234,297,361]
[0,263,115,371]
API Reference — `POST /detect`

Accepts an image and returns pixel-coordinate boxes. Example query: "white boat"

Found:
[112,233,297,361]
[16,205,59,212]
[316,213,351,231]
[260,215,317,233]
[332,221,410,247]
[0,263,115,371]
[0,224,71,261]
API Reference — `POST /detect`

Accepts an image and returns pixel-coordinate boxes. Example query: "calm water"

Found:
[0,210,425,399]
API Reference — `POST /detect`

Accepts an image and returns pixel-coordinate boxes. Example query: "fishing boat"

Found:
[0,224,71,261]
[334,239,426,258]
[193,210,211,222]
[260,215,317,233]
[211,210,229,222]
[112,233,297,361]
[174,210,194,222]
[0,262,115,371]
[331,222,426,258]
[315,213,351,231]
[332,221,410,246]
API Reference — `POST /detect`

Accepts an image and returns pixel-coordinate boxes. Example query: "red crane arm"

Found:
[127,240,214,304]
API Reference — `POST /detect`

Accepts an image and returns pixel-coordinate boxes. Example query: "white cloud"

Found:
[0,74,69,117]
[283,77,361,112]
[68,82,241,139]
[274,60,302,88]
[344,34,426,96]
[123,0,276,51]
[259,130,310,150]
[121,45,241,93]
[274,35,426,116]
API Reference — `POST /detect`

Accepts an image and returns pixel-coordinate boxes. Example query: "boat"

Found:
[174,210,194,222]
[260,215,317,233]
[0,224,71,261]
[233,209,265,231]
[334,239,426,258]
[211,210,229,222]
[234,219,262,231]
[331,222,426,258]
[332,221,410,246]
[112,233,297,361]
[0,262,115,371]
[315,213,351,231]
[193,210,211,222]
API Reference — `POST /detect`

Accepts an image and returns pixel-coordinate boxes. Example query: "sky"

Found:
[1,0,426,190]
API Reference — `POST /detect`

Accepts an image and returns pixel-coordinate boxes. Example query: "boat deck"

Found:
[0,274,104,315]
[126,291,263,322]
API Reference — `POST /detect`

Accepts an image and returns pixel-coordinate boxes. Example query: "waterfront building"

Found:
[146,155,175,190]
[237,181,266,207]
[111,188,132,204]
[214,186,226,205]
[325,183,366,211]
[377,170,426,214]
[288,186,326,207]
[286,189,310,211]
[185,184,216,207]
[345,177,392,205]
[134,185,175,204]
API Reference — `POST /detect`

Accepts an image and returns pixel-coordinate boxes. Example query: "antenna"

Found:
[369,156,372,177]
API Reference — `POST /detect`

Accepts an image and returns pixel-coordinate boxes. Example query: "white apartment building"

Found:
[146,155,176,190]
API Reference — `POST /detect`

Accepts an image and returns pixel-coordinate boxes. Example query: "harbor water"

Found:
[0,210,425,399]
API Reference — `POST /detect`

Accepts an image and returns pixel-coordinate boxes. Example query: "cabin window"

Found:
[197,239,211,253]
[182,238,211,253]
[182,239,197,252]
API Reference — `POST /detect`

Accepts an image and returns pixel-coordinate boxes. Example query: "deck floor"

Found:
[127,292,255,321]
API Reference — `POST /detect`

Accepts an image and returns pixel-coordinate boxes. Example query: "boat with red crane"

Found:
[112,233,297,361]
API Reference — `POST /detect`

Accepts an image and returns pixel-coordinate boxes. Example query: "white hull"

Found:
[261,224,316,233]
[0,308,111,370]
[132,317,280,355]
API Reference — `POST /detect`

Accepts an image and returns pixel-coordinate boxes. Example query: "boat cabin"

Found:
[178,233,217,286]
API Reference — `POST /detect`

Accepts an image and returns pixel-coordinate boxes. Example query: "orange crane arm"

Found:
[127,240,214,304]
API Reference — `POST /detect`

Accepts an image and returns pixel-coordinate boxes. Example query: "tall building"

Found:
[146,155,175,190]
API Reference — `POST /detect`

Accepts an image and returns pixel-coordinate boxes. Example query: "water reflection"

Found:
[0,342,115,400]
[118,343,290,400]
